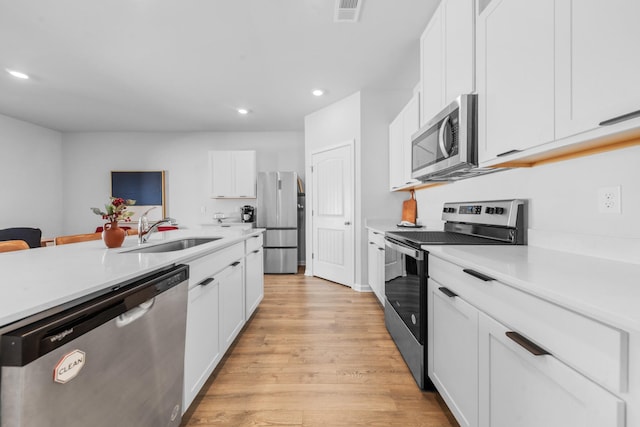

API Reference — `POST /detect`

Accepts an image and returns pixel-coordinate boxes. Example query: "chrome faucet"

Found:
[138,214,173,244]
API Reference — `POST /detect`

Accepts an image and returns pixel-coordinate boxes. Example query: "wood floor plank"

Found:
[180,272,459,427]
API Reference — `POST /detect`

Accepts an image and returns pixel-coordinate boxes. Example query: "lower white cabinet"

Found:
[219,260,245,352]
[428,254,627,427]
[428,278,478,427]
[183,235,264,414]
[478,312,624,427]
[183,276,220,412]
[367,230,386,306]
[245,247,264,320]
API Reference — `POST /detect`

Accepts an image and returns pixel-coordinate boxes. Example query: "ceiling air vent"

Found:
[334,0,363,23]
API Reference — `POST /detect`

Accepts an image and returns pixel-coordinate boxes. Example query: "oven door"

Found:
[384,238,426,344]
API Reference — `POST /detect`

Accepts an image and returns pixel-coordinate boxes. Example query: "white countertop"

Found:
[0,228,263,328]
[424,245,640,333]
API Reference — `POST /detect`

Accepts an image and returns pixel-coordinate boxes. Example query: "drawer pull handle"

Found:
[198,277,214,287]
[497,149,522,157]
[373,231,382,235]
[378,247,385,251]
[369,242,376,245]
[463,269,495,282]
[231,261,241,267]
[438,287,458,298]
[506,331,550,356]
[599,108,640,126]
[252,249,260,254]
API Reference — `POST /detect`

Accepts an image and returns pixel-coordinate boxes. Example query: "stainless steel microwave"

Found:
[411,94,478,181]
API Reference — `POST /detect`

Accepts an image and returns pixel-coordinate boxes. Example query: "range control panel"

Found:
[441,199,525,228]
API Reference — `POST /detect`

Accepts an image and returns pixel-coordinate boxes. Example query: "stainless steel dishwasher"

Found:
[0,264,189,427]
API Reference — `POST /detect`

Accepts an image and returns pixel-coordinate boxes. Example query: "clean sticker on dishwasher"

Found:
[53,350,86,384]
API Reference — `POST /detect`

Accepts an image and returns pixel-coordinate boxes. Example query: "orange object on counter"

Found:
[401,190,417,224]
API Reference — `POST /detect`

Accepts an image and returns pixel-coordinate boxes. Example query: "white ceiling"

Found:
[0,0,437,132]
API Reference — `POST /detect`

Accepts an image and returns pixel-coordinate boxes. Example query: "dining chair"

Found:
[55,233,102,245]
[0,240,30,253]
[0,227,42,248]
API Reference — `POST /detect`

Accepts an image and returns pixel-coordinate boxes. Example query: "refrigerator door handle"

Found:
[278,179,282,190]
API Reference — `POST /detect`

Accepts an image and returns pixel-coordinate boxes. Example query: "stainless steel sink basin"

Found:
[122,237,222,254]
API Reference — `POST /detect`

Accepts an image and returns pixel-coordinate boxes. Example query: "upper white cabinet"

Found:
[209,150,256,198]
[555,1,640,139]
[477,0,640,165]
[420,0,475,127]
[389,91,420,191]
[476,0,555,161]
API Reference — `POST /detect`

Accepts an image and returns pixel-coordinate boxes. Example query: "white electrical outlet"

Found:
[598,186,622,214]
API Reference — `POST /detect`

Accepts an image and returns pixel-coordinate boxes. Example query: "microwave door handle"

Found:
[438,116,451,158]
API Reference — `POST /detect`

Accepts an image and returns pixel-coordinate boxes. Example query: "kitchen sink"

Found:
[122,237,222,254]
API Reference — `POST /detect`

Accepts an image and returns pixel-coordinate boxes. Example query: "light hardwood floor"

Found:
[180,271,459,427]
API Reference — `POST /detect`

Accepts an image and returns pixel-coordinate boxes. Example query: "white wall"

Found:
[0,114,64,238]
[62,131,304,234]
[414,144,640,263]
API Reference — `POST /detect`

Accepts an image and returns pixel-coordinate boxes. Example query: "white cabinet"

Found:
[476,0,555,162]
[245,235,264,320]
[389,92,420,191]
[420,0,474,126]
[367,230,385,305]
[428,254,628,427]
[478,312,624,427]
[209,150,256,198]
[428,279,478,427]
[183,275,220,411]
[555,1,640,139]
[478,0,640,165]
[183,237,263,413]
[219,260,245,351]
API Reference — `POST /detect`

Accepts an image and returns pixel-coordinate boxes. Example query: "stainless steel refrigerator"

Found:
[257,171,298,273]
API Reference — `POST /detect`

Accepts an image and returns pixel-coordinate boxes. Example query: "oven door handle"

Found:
[385,239,423,261]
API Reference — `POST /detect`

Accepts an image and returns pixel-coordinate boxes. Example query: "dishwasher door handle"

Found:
[116,298,155,328]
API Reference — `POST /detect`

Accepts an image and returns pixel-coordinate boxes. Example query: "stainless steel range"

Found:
[384,199,527,389]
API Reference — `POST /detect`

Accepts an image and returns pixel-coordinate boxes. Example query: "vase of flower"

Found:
[91,197,136,249]
[102,221,126,248]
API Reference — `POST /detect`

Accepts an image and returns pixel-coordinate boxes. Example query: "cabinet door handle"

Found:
[599,108,640,126]
[438,287,458,298]
[198,277,214,287]
[373,231,382,235]
[378,247,385,251]
[231,261,241,267]
[497,149,522,157]
[506,331,550,356]
[463,269,495,282]
[252,249,260,254]
[369,241,376,245]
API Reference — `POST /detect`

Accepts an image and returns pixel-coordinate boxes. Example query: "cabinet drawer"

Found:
[245,233,263,254]
[188,243,244,289]
[368,229,385,247]
[429,255,628,393]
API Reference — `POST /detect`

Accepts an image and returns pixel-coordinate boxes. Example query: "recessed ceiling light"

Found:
[312,89,324,97]
[237,108,249,115]
[6,69,29,79]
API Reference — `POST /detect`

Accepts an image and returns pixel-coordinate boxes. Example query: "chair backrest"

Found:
[0,240,30,253]
[55,233,102,245]
[0,227,42,248]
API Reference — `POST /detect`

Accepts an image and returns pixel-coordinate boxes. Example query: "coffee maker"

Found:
[241,205,255,223]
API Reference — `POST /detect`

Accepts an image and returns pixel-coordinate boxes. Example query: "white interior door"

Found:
[311,143,354,287]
